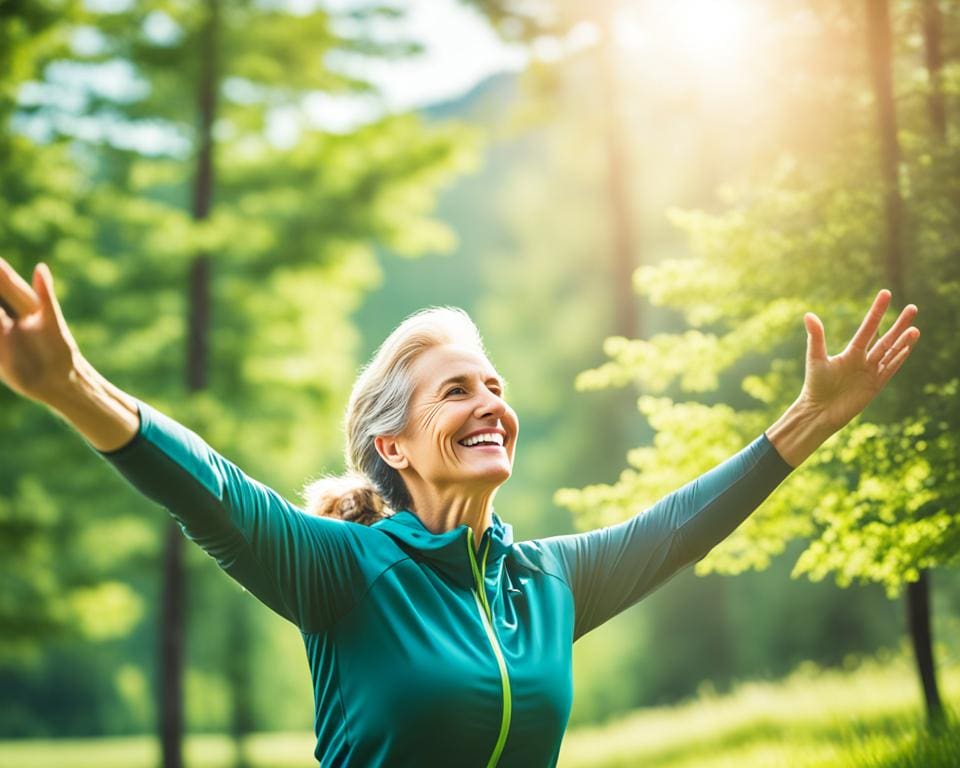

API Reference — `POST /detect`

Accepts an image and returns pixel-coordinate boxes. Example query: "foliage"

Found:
[556,3,960,599]
[0,0,476,736]
[0,0,148,664]
[462,0,943,722]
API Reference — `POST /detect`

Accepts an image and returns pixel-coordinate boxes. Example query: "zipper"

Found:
[467,528,512,768]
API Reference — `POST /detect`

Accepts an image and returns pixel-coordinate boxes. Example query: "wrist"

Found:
[44,354,141,452]
[764,397,835,469]
[39,351,95,408]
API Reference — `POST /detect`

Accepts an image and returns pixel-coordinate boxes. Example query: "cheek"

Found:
[430,405,468,460]
[412,400,443,435]
[507,407,520,438]
[408,403,449,462]
[505,408,520,459]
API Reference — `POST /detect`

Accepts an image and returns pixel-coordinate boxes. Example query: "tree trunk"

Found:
[227,597,255,768]
[865,0,944,730]
[906,571,945,730]
[921,0,946,140]
[598,5,639,342]
[913,0,948,733]
[159,524,185,768]
[865,0,905,299]
[596,3,647,487]
[159,2,219,767]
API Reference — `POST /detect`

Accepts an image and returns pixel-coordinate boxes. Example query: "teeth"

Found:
[459,432,504,447]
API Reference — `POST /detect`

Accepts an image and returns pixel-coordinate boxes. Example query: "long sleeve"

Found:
[94,398,368,632]
[538,432,794,641]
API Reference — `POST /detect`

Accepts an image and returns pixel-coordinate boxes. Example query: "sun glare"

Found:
[671,0,753,69]
[616,0,760,84]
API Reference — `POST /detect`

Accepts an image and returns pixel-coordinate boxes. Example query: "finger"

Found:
[848,289,892,351]
[878,343,912,384]
[867,303,918,365]
[878,326,920,368]
[33,263,76,345]
[0,257,41,319]
[805,312,828,362]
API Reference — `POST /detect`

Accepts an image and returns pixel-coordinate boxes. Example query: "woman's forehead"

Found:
[413,344,501,389]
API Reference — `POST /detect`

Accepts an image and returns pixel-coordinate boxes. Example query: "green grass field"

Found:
[2,654,958,768]
[559,654,960,768]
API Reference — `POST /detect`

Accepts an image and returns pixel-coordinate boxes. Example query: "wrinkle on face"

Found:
[408,394,454,472]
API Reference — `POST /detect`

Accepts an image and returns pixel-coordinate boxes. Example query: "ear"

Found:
[375,435,409,470]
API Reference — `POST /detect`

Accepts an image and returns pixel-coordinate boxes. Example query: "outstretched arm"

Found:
[0,259,366,631]
[538,430,793,641]
[536,290,921,641]
[94,395,367,631]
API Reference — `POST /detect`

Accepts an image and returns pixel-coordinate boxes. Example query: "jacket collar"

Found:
[373,508,514,589]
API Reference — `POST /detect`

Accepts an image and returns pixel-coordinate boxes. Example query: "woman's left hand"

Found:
[800,289,920,433]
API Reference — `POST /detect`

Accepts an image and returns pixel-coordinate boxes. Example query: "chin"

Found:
[465,467,511,489]
[488,467,513,487]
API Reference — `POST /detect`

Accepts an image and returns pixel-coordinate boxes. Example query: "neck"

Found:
[405,483,497,550]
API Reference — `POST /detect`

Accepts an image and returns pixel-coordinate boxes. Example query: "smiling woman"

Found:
[303,307,518,540]
[0,258,920,767]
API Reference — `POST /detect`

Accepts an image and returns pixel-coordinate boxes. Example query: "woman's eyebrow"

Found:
[434,373,506,394]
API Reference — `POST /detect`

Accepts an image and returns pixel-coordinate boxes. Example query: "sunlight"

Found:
[667,0,754,71]
[616,0,761,85]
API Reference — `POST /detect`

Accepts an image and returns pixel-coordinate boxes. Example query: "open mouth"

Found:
[458,432,506,450]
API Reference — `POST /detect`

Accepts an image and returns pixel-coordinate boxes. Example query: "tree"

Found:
[2,0,477,750]
[0,0,147,666]
[557,0,958,729]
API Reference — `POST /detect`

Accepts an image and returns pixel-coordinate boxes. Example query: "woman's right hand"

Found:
[0,258,81,405]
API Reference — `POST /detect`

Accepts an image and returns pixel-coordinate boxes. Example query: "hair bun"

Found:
[301,471,388,526]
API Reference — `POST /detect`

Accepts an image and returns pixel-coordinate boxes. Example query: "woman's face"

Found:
[379,343,519,496]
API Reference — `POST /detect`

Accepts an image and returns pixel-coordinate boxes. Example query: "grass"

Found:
[0,732,317,768]
[558,653,960,768]
[1,654,958,767]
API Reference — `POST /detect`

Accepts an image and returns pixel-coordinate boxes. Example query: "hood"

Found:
[373,509,514,589]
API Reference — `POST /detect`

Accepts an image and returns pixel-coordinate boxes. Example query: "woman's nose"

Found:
[474,390,506,419]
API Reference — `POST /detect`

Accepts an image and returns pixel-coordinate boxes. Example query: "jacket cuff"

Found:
[756,430,795,477]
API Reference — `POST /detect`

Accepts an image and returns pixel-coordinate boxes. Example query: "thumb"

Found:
[804,312,827,363]
[33,263,76,346]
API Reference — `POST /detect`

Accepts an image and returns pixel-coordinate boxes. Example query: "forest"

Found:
[1,0,959,766]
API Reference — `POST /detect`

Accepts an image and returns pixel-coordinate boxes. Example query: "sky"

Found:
[339,0,527,109]
[293,0,528,136]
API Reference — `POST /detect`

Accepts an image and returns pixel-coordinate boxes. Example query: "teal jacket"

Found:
[96,399,793,767]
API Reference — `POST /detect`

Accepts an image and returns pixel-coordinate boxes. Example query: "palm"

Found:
[0,259,78,403]
[800,290,919,432]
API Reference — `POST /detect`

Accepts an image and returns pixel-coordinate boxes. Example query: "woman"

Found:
[0,258,920,767]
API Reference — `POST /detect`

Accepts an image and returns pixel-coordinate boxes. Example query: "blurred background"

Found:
[2,0,960,766]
